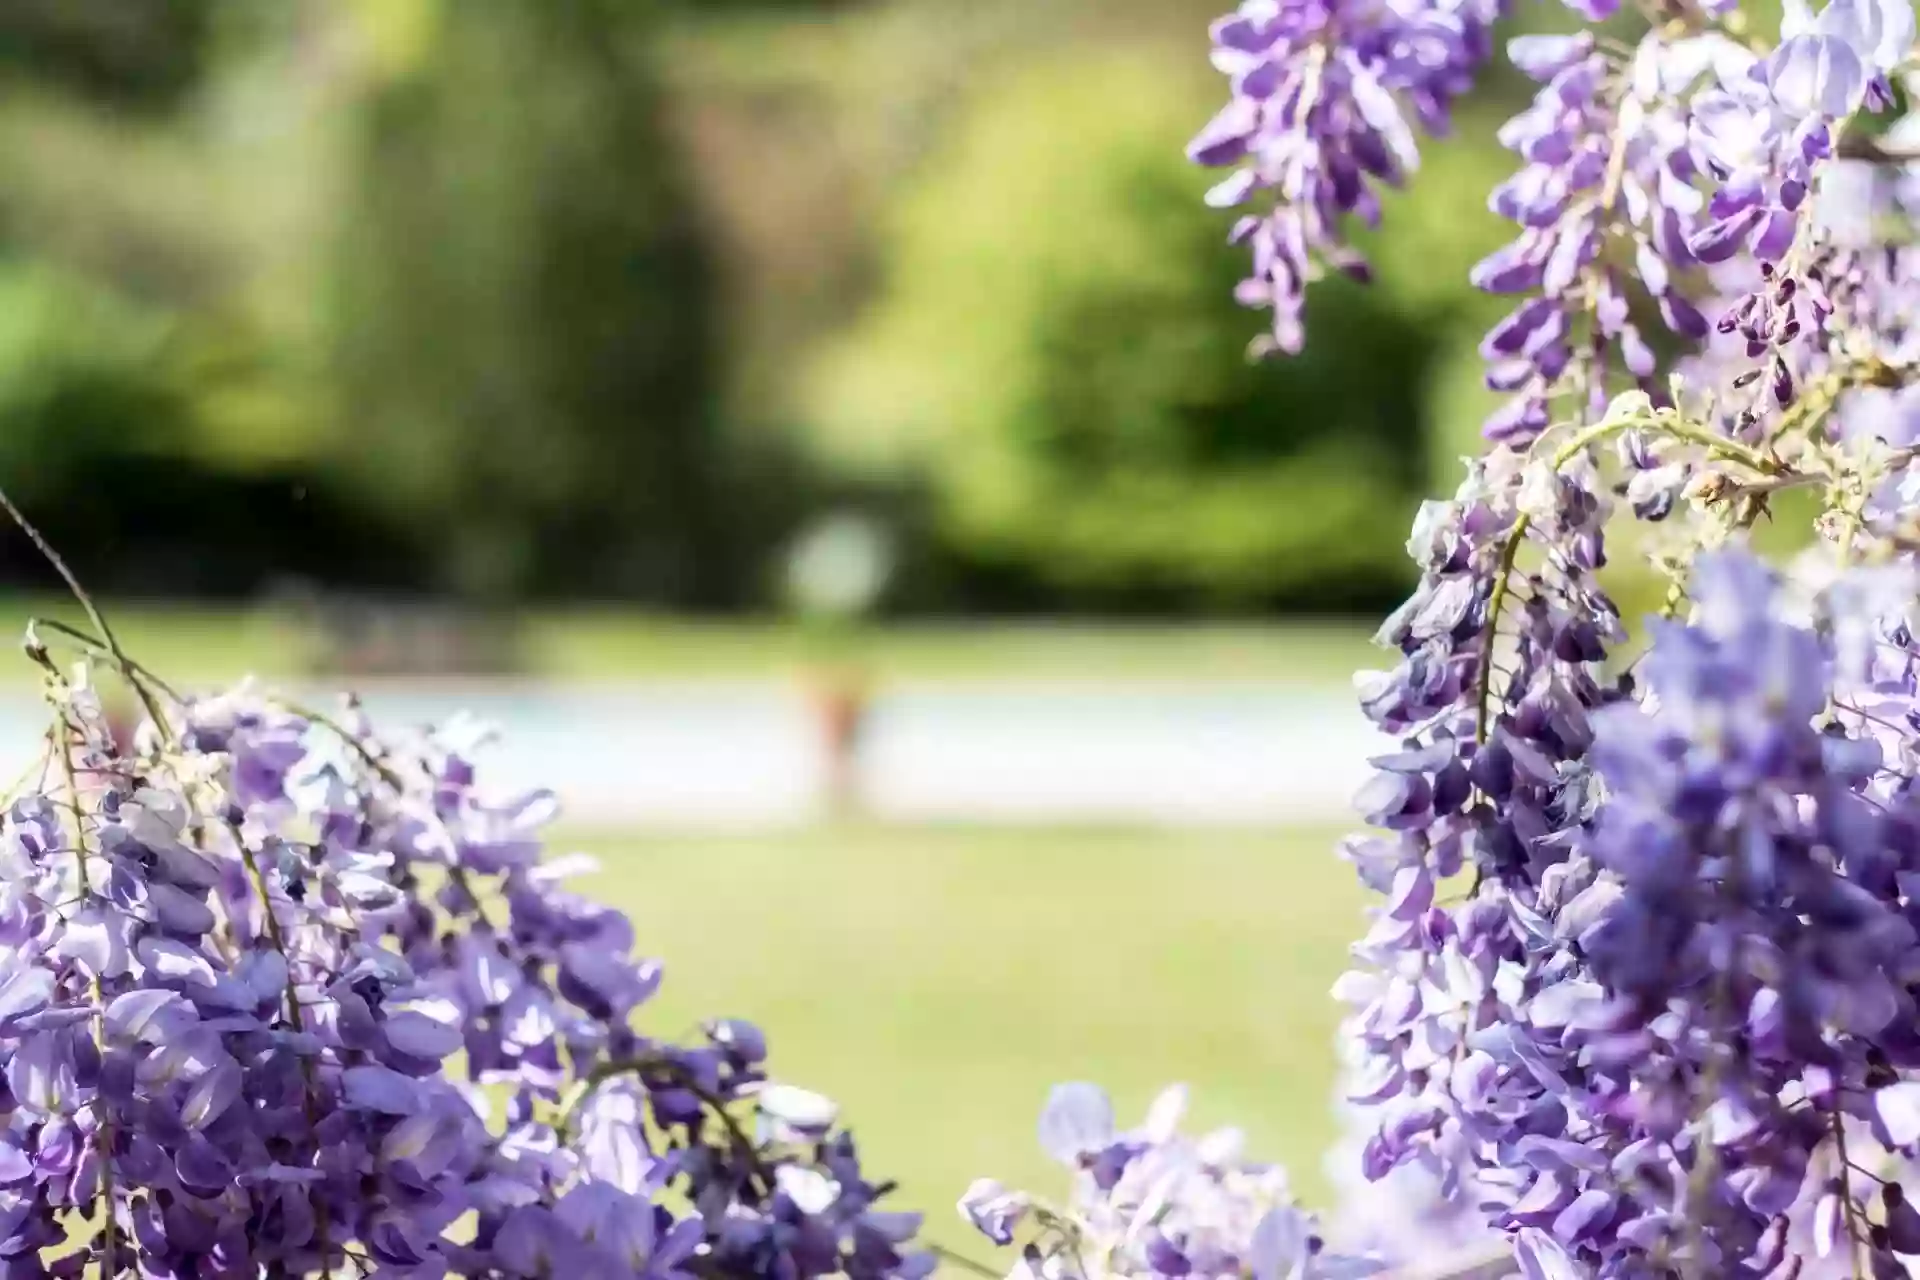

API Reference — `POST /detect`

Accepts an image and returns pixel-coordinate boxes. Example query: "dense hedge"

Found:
[806,50,1517,612]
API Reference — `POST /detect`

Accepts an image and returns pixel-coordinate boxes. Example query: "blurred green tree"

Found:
[805,49,1502,611]
[0,1,430,597]
[0,260,411,594]
[325,0,768,604]
[0,1,219,111]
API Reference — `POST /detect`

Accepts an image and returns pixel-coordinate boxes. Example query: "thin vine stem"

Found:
[1476,418,1637,743]
[50,709,121,1278]
[276,699,404,790]
[0,483,170,741]
[28,618,186,703]
[1678,969,1740,1280]
[1836,133,1920,164]
[1474,413,1786,744]
[1833,1106,1866,1279]
[1833,466,1877,566]
[559,1054,772,1196]
[928,1245,1003,1279]
[277,698,510,938]
[1474,523,1530,745]
[0,733,52,810]
[227,812,334,1278]
[1847,1160,1891,1187]
[1393,1249,1531,1280]
[1762,369,1845,447]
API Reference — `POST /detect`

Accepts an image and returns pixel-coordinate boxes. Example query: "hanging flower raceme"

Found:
[1472,28,1741,441]
[1189,0,1498,354]
[1339,541,1920,1280]
[1685,0,1911,270]
[1323,1039,1504,1265]
[1179,0,1920,1275]
[1491,550,1920,1278]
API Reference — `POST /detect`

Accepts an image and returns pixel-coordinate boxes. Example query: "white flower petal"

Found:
[1036,1082,1114,1164]
[759,1083,838,1131]
[1769,34,1867,117]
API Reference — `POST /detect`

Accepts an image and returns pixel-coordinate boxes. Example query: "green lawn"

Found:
[565,824,1368,1257]
[532,615,1375,686]
[0,596,1375,687]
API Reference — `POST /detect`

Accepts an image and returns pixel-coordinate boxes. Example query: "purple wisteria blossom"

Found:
[1341,535,1920,1277]
[1685,0,1910,269]
[11,0,1920,1274]
[1324,1041,1502,1265]
[962,1083,1390,1280]
[1287,23,1920,1254]
[0,664,929,1280]
[1190,0,1499,354]
[1470,27,1731,439]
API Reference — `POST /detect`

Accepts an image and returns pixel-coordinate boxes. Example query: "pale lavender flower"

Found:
[1192,0,1498,353]
[969,1085,1385,1279]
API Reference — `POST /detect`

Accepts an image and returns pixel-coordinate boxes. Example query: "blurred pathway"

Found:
[0,683,1392,829]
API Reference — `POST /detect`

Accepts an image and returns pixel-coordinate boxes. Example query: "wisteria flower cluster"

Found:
[1186,0,1502,354]
[971,1,1920,1279]
[959,1083,1390,1280]
[0,619,931,1280]
[19,0,1920,1273]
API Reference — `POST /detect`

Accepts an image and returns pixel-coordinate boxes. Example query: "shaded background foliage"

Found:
[326,0,755,604]
[0,0,1596,618]
[804,52,1443,611]
[0,0,220,111]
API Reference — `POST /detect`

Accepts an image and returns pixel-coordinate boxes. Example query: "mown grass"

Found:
[563,823,1368,1256]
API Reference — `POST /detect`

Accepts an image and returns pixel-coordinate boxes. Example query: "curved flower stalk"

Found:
[0,637,931,1280]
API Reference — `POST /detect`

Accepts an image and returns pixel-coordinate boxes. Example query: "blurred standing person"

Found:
[784,511,894,821]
